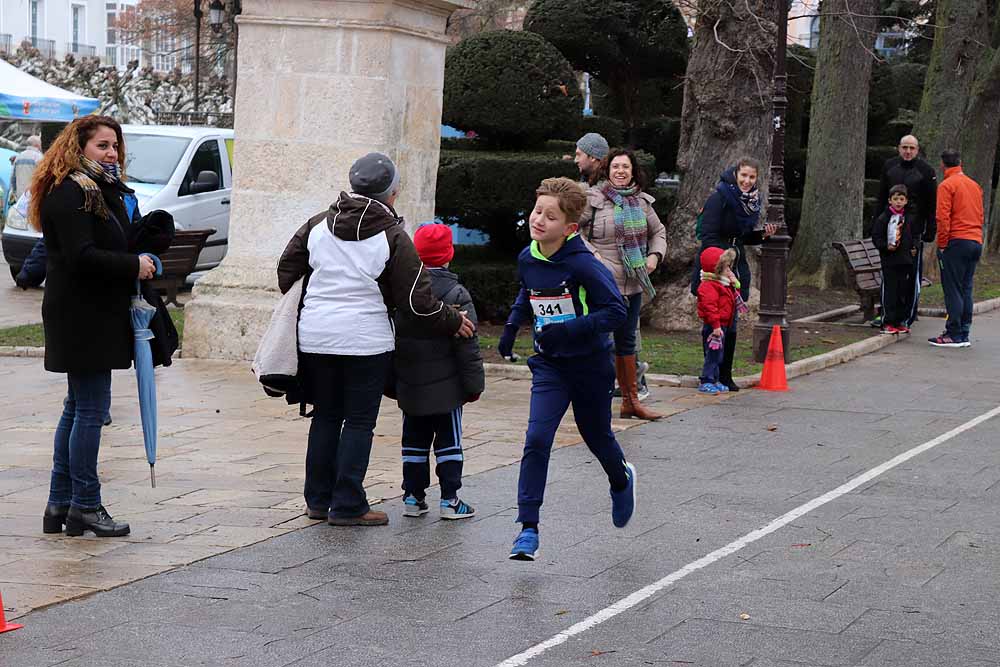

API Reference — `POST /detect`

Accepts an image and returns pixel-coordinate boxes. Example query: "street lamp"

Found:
[193,0,202,113]
[752,0,794,363]
[208,0,225,32]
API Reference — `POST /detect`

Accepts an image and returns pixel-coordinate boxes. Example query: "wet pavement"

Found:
[2,306,998,665]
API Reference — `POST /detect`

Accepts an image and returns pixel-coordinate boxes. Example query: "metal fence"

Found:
[153,110,234,129]
[69,42,96,58]
[28,37,56,60]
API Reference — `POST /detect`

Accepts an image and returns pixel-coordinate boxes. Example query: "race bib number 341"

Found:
[529,287,576,331]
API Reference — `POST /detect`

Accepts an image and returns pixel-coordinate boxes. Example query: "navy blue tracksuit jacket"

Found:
[506,234,629,524]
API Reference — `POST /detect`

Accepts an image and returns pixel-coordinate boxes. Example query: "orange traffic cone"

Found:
[757,325,789,392]
[0,589,23,634]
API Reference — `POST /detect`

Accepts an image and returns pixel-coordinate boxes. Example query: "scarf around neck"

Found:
[717,168,761,236]
[601,182,655,299]
[68,156,121,222]
[699,270,749,314]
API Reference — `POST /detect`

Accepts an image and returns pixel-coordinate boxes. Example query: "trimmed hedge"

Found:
[866,146,897,179]
[443,30,582,147]
[450,246,521,324]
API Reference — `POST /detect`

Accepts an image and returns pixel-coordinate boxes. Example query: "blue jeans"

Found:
[302,352,390,519]
[48,371,113,509]
[517,353,629,524]
[940,239,982,338]
[613,293,643,356]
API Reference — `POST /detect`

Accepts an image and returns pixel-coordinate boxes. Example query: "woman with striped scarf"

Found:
[578,148,667,420]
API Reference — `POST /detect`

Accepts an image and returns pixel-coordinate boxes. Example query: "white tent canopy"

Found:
[0,60,100,122]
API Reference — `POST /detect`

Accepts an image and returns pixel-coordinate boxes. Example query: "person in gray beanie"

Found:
[349,152,401,204]
[277,152,475,528]
[575,133,609,186]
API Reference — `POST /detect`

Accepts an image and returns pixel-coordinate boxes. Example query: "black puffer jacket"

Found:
[393,268,485,416]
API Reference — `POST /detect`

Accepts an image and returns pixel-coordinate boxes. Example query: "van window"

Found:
[124,134,190,185]
[181,140,223,196]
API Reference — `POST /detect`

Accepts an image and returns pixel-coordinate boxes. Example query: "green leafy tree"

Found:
[442,30,581,148]
[523,0,688,136]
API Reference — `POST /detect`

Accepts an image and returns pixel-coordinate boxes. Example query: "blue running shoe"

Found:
[403,495,429,517]
[713,382,729,393]
[698,382,719,395]
[440,498,475,520]
[610,462,637,528]
[509,528,539,561]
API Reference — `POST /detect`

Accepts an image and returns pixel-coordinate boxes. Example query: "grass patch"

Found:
[0,308,186,349]
[920,255,1000,307]
[479,322,874,377]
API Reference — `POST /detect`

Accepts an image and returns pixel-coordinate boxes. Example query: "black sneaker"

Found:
[403,495,429,517]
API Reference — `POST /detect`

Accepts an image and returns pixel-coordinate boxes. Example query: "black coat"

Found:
[871,208,917,268]
[41,178,140,373]
[392,268,485,416]
[872,157,937,240]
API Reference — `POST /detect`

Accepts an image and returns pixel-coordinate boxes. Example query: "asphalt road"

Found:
[3,311,999,667]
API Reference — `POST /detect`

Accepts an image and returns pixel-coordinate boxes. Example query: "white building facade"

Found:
[0,0,183,70]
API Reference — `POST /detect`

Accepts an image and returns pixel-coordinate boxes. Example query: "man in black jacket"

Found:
[870,134,937,327]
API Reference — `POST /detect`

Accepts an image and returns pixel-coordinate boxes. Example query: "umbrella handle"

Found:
[149,463,156,488]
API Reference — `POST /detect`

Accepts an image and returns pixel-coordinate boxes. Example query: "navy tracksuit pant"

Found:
[401,408,464,500]
[517,352,629,524]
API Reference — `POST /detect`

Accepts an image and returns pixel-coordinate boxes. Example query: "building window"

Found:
[72,6,82,45]
[30,1,41,38]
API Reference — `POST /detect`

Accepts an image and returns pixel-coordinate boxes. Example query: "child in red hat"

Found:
[696,246,746,395]
[391,223,485,520]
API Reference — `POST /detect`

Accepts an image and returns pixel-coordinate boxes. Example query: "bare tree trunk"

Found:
[912,0,989,169]
[648,0,778,330]
[790,0,877,288]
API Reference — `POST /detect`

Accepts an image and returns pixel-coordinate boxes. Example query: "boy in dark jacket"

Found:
[696,247,743,395]
[498,177,636,561]
[394,223,485,519]
[872,184,918,334]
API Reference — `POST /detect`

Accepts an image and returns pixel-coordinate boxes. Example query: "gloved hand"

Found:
[537,322,571,352]
[708,331,724,351]
[498,323,518,359]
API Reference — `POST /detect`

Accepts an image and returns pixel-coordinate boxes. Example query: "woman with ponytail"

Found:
[31,116,156,538]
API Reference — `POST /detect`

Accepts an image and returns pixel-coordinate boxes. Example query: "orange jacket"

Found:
[936,166,984,248]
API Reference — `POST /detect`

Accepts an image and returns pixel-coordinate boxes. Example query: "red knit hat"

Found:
[700,246,725,273]
[413,223,455,267]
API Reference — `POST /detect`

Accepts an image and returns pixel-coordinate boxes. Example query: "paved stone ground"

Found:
[0,258,43,328]
[2,309,998,666]
[0,355,711,620]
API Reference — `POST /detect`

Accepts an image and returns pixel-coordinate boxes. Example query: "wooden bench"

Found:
[149,228,216,308]
[831,238,882,321]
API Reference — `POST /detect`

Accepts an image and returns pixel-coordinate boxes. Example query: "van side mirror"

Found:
[189,170,220,194]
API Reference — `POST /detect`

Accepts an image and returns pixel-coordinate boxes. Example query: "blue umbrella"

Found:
[131,254,162,487]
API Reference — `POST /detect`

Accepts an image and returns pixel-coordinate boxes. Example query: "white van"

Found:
[2,124,234,279]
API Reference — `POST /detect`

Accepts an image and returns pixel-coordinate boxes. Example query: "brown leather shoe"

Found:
[617,354,662,421]
[328,510,389,526]
[306,506,328,521]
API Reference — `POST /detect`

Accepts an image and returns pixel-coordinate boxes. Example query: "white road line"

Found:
[495,404,1000,667]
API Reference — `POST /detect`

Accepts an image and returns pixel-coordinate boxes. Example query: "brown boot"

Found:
[328,510,389,526]
[618,354,662,420]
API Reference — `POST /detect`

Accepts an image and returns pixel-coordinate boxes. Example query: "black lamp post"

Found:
[752,0,794,363]
[208,0,240,111]
[208,0,225,31]
[193,0,202,113]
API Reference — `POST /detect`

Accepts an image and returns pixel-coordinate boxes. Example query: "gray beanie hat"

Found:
[349,152,400,203]
[576,132,609,160]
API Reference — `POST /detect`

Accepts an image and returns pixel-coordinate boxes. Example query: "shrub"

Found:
[443,30,581,147]
[866,146,897,179]
[633,117,680,173]
[785,148,808,198]
[574,115,625,145]
[436,147,658,252]
[450,246,521,324]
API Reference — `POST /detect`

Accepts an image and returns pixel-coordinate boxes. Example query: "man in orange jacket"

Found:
[929,149,984,348]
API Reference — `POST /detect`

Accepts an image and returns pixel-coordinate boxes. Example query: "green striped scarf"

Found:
[601,183,655,299]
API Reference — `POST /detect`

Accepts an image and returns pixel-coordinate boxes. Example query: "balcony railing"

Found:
[153,110,234,129]
[25,36,56,60]
[0,34,12,55]
[69,42,96,58]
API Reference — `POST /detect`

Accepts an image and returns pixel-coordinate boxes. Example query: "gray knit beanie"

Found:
[576,132,609,160]
[349,152,400,203]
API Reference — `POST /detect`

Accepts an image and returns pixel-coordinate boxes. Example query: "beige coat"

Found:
[578,185,668,296]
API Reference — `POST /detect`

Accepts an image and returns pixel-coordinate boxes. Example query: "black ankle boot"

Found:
[42,504,70,534]
[65,506,130,537]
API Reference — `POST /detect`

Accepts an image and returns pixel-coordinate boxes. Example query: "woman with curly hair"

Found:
[30,116,156,538]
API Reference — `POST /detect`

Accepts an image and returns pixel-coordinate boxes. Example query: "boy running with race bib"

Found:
[498,177,638,561]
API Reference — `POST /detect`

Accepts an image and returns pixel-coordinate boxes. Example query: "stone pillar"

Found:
[182,0,469,360]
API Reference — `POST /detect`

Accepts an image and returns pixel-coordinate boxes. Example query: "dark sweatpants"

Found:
[880,262,915,327]
[401,408,464,501]
[516,352,629,525]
